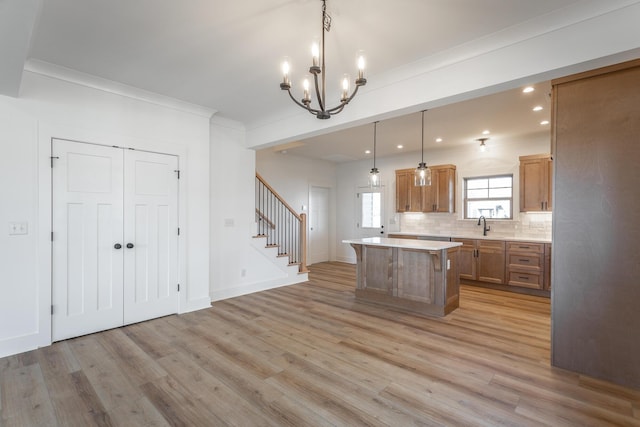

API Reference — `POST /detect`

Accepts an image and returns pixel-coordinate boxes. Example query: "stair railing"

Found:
[255,173,308,273]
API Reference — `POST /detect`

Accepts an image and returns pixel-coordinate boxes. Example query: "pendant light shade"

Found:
[414,110,431,186]
[369,121,381,187]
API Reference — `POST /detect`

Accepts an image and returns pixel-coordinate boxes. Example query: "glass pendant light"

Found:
[414,110,431,186]
[369,121,381,187]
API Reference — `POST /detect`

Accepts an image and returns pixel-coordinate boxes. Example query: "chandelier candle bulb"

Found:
[303,79,310,103]
[357,52,366,81]
[311,41,320,68]
[341,75,350,101]
[281,59,291,87]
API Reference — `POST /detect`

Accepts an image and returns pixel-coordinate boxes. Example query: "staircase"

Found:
[255,173,309,277]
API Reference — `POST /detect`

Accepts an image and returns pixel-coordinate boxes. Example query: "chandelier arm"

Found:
[325,85,361,113]
[286,88,321,115]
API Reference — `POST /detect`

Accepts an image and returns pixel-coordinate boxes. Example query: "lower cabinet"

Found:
[390,234,551,294]
[453,238,505,284]
[506,241,545,290]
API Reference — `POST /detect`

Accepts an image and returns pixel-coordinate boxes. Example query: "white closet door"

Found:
[123,150,179,324]
[52,140,124,341]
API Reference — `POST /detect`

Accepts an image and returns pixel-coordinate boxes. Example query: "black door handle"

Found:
[126,243,134,249]
[114,243,122,249]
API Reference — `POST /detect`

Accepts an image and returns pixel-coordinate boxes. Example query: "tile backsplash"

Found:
[399,212,552,240]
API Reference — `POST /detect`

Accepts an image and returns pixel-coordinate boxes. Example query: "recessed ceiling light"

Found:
[523,86,535,93]
[397,145,403,149]
[482,130,490,135]
[540,120,550,125]
[435,138,443,143]
[365,149,371,154]
[533,105,543,112]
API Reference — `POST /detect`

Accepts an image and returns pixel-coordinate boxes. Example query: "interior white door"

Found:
[123,150,179,324]
[52,140,180,341]
[309,186,330,264]
[52,139,125,341]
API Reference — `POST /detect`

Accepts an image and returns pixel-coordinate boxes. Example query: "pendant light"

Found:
[477,137,489,152]
[369,121,381,187]
[414,110,431,186]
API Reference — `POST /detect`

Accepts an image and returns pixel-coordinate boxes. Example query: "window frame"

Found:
[463,174,514,220]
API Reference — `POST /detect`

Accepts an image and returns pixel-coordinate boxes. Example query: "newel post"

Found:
[299,213,309,273]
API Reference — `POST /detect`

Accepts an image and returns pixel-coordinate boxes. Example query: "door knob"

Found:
[114,243,122,249]
[126,243,134,249]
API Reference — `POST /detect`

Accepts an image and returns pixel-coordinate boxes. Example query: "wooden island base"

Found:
[344,237,462,317]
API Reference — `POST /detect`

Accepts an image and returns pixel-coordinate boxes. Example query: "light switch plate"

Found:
[9,222,28,235]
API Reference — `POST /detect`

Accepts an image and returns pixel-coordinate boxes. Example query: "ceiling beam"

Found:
[0,0,42,97]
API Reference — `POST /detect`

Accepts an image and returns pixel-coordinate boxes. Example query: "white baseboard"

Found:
[210,273,308,302]
[0,332,44,359]
[335,255,356,264]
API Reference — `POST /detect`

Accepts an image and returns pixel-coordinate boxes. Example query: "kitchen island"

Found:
[343,237,462,316]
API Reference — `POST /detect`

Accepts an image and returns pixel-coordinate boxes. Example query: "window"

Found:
[360,191,382,228]
[464,175,513,219]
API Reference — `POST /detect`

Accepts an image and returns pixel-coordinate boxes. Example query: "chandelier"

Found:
[279,0,367,119]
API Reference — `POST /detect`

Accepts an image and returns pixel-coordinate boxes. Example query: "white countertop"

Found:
[343,237,463,251]
[387,232,551,244]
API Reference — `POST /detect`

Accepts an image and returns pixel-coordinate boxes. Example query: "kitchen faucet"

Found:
[477,215,490,236]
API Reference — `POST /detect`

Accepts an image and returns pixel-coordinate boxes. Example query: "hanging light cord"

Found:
[373,121,378,169]
[421,110,425,164]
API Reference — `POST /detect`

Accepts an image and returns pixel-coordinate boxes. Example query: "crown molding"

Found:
[24,59,217,119]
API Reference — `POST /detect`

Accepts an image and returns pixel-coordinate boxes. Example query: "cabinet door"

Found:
[396,171,410,212]
[453,239,476,281]
[520,155,552,212]
[477,240,506,284]
[544,243,552,290]
[433,166,456,213]
[396,169,422,212]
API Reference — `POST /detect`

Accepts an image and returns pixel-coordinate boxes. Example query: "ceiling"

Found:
[24,0,580,128]
[5,0,637,158]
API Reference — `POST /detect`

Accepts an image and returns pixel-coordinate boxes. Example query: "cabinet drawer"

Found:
[506,242,544,254]
[507,270,543,289]
[507,253,543,270]
[479,240,506,251]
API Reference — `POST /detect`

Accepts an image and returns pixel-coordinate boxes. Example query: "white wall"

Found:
[335,134,552,263]
[256,149,337,261]
[0,70,212,358]
[209,117,303,301]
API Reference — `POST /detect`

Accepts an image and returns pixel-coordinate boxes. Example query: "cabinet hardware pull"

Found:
[126,243,134,249]
[541,202,544,210]
[519,246,530,249]
[518,276,529,280]
[114,243,122,249]
[519,259,530,262]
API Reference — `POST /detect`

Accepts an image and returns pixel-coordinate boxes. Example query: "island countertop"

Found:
[342,237,463,251]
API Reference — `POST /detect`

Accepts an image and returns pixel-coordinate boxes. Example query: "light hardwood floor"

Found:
[1,262,639,426]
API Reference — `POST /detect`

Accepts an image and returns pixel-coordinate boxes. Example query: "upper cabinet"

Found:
[422,165,456,213]
[519,154,552,212]
[395,165,456,213]
[395,168,423,212]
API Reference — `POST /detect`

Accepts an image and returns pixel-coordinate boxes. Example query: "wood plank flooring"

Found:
[1,261,639,426]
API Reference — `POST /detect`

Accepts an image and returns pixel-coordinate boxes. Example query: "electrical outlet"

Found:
[9,222,28,235]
